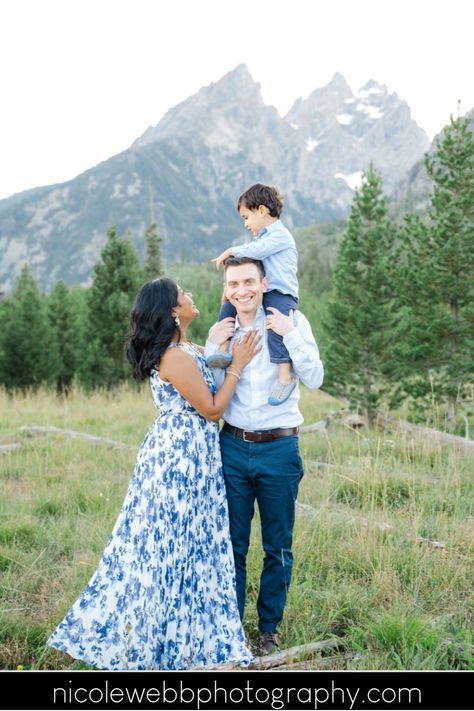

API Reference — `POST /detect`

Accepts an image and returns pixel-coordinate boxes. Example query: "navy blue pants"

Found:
[219,429,304,632]
[218,290,299,364]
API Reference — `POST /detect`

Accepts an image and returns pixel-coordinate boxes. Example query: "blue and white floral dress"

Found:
[47,342,252,670]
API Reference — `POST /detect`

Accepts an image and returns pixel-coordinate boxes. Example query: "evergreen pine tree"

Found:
[68,286,90,376]
[47,281,78,393]
[0,264,57,389]
[394,113,474,430]
[80,227,144,388]
[322,165,395,425]
[143,223,163,280]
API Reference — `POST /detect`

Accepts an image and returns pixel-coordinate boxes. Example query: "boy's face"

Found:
[238,203,270,236]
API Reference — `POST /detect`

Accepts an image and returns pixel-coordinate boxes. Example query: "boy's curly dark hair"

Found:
[236,183,284,218]
[125,278,179,379]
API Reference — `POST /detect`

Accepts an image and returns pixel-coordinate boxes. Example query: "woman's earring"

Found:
[174,316,180,327]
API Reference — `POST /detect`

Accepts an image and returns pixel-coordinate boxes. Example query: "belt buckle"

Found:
[242,429,252,442]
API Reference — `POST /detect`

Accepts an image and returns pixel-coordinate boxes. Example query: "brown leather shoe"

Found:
[258,632,280,655]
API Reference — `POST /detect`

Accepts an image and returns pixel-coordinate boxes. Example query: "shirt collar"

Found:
[257,219,281,238]
[234,305,265,331]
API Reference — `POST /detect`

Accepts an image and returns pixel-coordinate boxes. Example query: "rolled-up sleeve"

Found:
[283,314,324,389]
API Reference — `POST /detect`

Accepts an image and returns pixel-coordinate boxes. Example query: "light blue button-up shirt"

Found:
[205,307,323,430]
[232,220,299,298]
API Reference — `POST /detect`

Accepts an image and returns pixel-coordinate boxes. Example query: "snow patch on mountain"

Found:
[356,103,384,120]
[335,171,363,190]
[336,113,352,125]
[306,138,320,152]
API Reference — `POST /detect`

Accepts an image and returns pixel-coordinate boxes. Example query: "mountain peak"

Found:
[357,79,389,99]
[133,65,262,147]
[327,72,352,92]
[307,72,353,104]
[210,63,261,97]
[223,63,254,83]
[285,72,353,122]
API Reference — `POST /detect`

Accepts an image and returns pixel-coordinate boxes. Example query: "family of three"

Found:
[47,184,324,670]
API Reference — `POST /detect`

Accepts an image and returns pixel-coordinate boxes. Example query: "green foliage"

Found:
[351,610,443,669]
[393,114,474,429]
[80,227,144,389]
[322,166,396,424]
[143,223,163,281]
[0,265,56,389]
[294,221,344,296]
[47,281,80,393]
[1,386,472,670]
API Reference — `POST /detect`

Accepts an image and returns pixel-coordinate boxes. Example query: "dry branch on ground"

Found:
[0,443,21,453]
[19,426,136,450]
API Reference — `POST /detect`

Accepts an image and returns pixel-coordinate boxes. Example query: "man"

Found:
[206,257,324,654]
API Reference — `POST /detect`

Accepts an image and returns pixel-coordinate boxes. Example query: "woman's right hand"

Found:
[231,330,262,370]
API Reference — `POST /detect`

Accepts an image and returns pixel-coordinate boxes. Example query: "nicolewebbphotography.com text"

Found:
[51,677,419,708]
[3,670,472,710]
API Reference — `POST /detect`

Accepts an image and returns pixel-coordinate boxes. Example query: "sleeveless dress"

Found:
[47,342,252,670]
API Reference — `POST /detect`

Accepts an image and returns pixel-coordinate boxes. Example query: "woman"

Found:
[47,277,261,670]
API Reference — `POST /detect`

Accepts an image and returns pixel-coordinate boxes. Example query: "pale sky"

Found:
[1,0,473,200]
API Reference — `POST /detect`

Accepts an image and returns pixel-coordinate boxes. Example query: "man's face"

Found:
[238,204,268,236]
[224,263,268,317]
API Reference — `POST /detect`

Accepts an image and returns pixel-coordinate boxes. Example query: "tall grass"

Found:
[0,385,472,669]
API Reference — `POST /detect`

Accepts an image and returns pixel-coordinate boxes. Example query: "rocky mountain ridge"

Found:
[0,64,430,290]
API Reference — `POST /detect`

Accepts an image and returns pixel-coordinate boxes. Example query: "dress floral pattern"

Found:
[47,342,252,670]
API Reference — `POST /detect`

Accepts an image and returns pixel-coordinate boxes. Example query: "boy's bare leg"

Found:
[278,362,292,384]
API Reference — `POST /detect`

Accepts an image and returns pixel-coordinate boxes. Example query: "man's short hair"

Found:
[237,183,284,218]
[223,256,265,280]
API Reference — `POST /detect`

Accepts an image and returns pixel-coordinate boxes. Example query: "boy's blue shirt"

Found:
[232,219,299,298]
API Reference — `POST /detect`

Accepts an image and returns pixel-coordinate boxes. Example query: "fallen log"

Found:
[300,408,351,434]
[19,426,135,450]
[202,638,341,671]
[300,419,327,433]
[296,501,318,514]
[277,652,360,670]
[411,534,446,549]
[377,414,474,450]
[307,460,336,469]
[0,443,21,453]
[250,638,341,669]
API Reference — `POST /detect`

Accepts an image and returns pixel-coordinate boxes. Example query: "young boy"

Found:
[208,183,299,406]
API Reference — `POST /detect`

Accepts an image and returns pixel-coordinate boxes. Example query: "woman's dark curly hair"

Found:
[125,278,179,379]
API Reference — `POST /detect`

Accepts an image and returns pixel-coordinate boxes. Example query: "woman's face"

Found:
[174,286,199,323]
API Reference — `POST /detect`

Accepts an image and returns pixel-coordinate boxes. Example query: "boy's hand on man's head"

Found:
[211,248,233,270]
[265,308,295,336]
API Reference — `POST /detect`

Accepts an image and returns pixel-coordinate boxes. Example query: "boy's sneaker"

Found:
[205,352,233,369]
[258,632,280,655]
[268,379,296,406]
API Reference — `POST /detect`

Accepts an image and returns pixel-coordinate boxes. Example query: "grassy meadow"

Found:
[0,384,472,670]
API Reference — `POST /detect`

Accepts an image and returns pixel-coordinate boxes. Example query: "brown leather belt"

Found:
[222,422,299,443]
